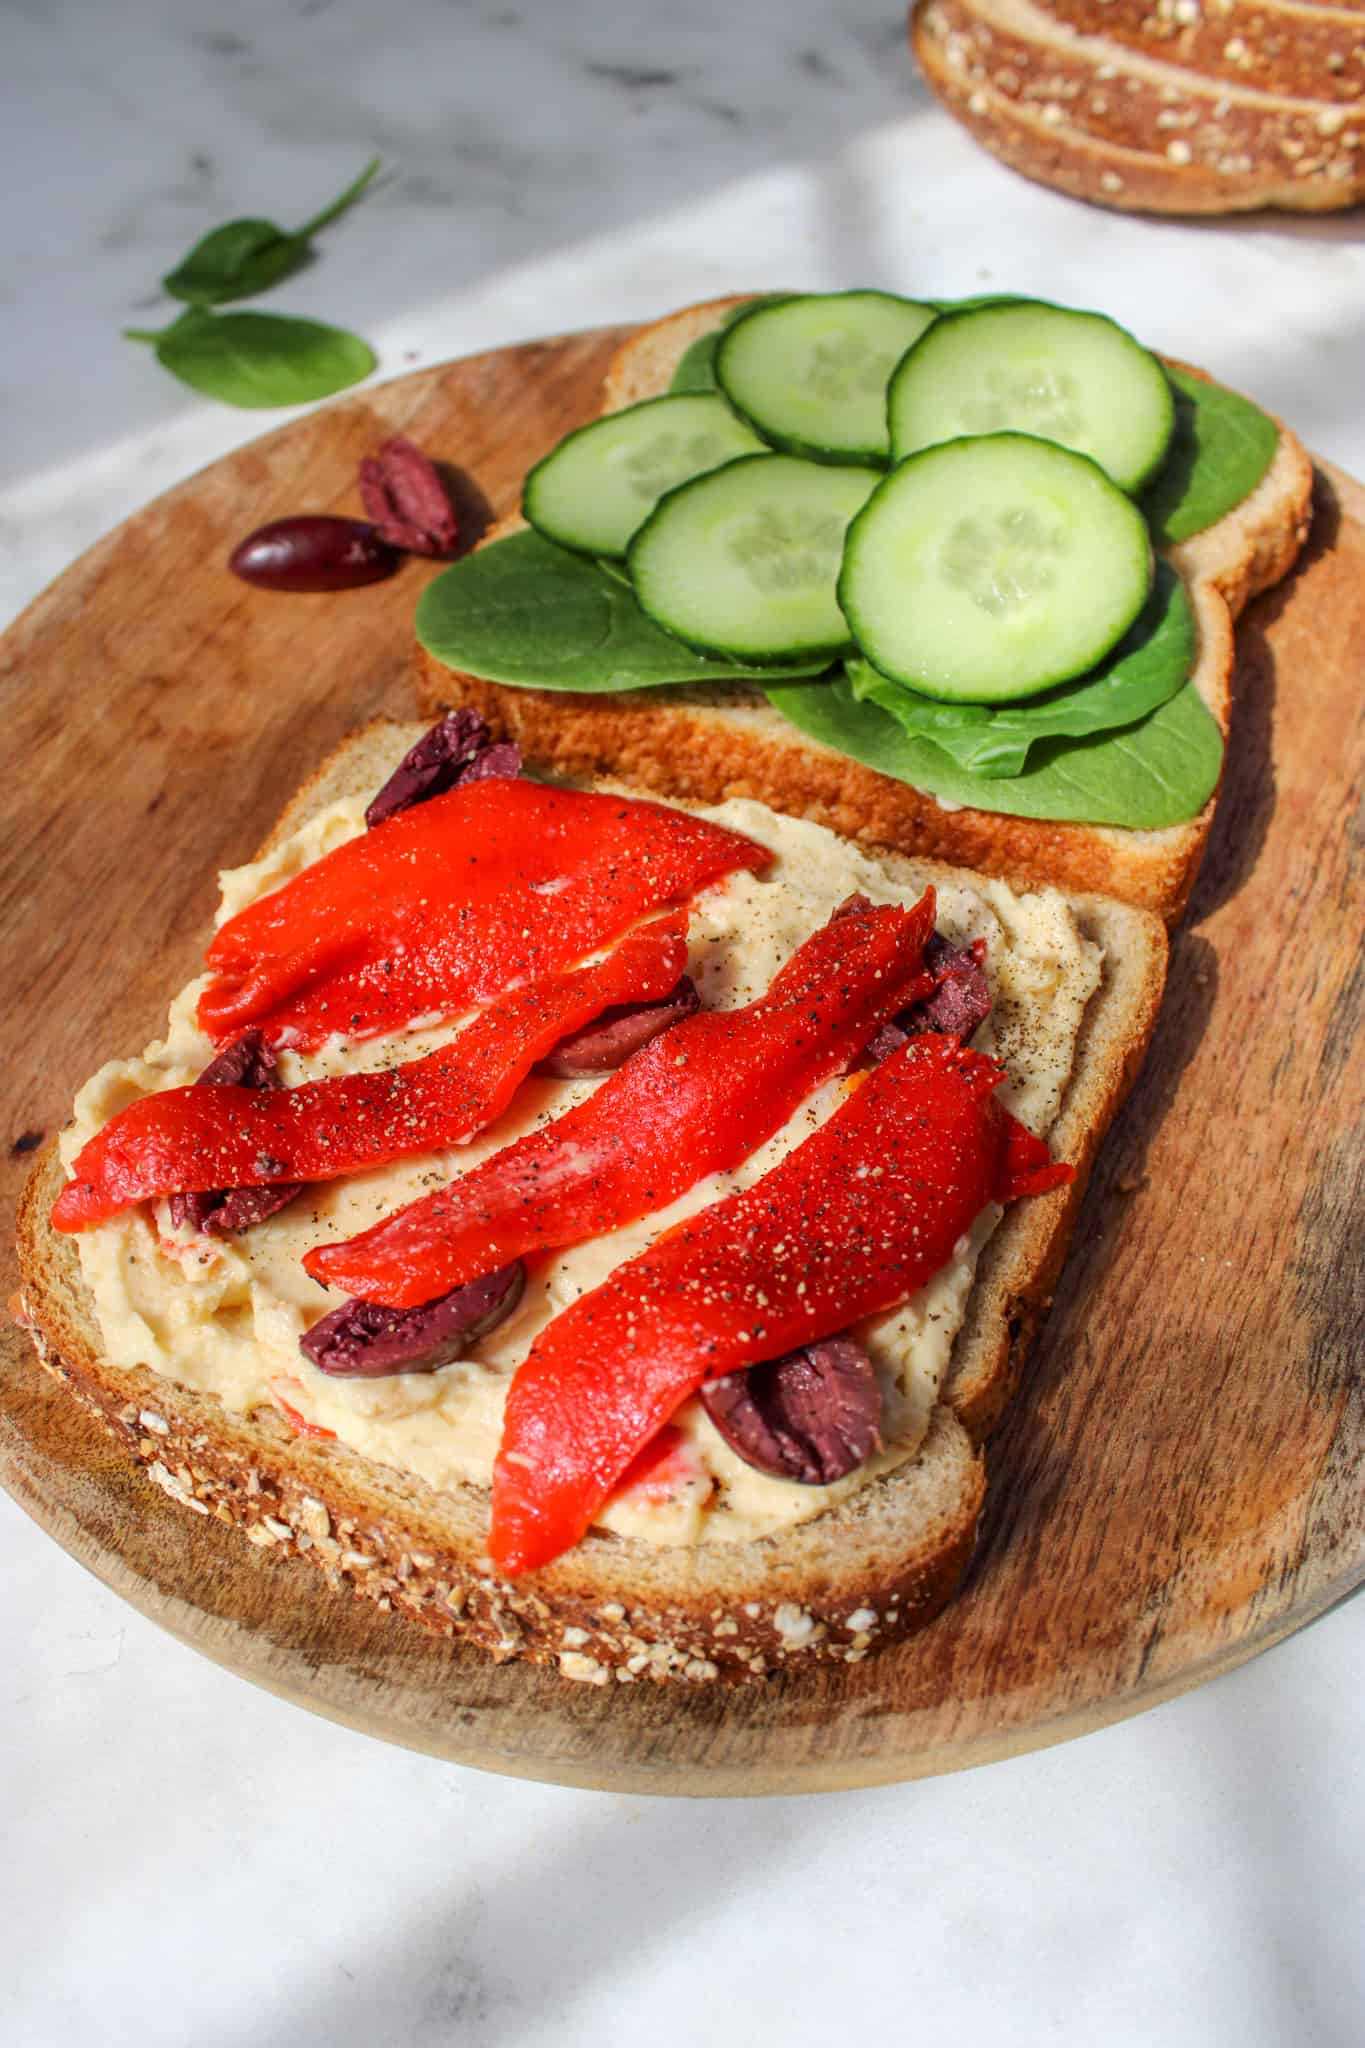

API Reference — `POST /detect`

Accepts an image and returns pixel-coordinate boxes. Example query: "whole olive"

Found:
[229,515,398,592]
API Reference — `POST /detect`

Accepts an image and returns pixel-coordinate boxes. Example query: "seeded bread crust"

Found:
[910,0,1365,216]
[16,720,1165,1683]
[414,296,1312,924]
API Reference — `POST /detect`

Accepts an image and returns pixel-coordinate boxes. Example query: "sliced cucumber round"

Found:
[839,434,1153,704]
[887,300,1175,494]
[715,291,938,465]
[629,453,880,665]
[522,394,766,558]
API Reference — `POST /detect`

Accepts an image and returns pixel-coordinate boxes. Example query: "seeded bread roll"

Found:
[910,0,1365,215]
[16,719,1166,1684]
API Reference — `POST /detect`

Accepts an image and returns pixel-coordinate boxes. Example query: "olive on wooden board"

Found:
[229,515,398,592]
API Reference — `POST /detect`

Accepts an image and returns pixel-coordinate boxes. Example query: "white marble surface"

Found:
[3,4,1363,2044]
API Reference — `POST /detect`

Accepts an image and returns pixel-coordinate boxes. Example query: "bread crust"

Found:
[418,646,1210,920]
[911,0,1365,216]
[15,719,1165,1682]
[1040,0,1365,107]
[17,1166,984,1684]
[415,303,1312,923]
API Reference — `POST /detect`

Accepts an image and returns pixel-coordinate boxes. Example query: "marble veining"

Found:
[5,0,1361,630]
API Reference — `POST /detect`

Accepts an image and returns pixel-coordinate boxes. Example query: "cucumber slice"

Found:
[887,300,1175,494]
[839,434,1153,704]
[716,291,938,465]
[522,394,765,558]
[629,453,880,665]
[669,294,796,394]
[416,530,834,691]
[844,560,1194,776]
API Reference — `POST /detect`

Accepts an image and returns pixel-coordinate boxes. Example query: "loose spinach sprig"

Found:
[124,158,380,409]
[161,156,380,306]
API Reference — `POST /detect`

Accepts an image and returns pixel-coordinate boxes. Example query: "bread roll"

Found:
[911,0,1365,214]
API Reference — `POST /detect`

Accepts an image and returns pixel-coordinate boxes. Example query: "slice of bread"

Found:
[414,295,1311,924]
[15,719,1166,1683]
[911,0,1365,216]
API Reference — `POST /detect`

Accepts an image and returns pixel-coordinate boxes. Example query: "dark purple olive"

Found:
[167,1029,307,1235]
[535,977,701,1078]
[365,709,522,828]
[359,437,460,558]
[300,1261,527,1379]
[229,515,399,593]
[700,1336,882,1484]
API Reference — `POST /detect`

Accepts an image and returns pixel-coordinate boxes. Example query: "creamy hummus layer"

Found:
[62,786,1101,1549]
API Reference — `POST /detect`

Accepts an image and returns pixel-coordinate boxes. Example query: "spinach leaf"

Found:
[925,292,1031,314]
[1143,366,1279,545]
[161,158,381,306]
[668,295,794,395]
[595,556,635,587]
[846,561,1195,778]
[765,669,1222,829]
[416,528,832,690]
[124,307,376,408]
[671,330,723,394]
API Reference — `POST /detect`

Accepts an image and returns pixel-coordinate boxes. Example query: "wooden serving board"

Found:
[2,330,1362,1796]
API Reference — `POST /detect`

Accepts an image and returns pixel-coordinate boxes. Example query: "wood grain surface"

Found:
[2,330,1362,1796]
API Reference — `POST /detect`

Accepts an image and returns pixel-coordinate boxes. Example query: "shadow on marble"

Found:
[229,1787,817,2045]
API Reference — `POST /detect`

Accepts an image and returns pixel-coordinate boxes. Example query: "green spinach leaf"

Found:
[846,561,1195,778]
[670,330,723,394]
[124,307,376,408]
[416,528,832,690]
[668,295,794,395]
[161,158,381,306]
[765,668,1222,829]
[595,556,635,587]
[1143,365,1279,545]
[925,292,1031,314]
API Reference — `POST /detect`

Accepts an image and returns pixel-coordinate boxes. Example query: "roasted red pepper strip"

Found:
[268,1378,337,1441]
[612,1425,703,1507]
[489,1034,1073,1576]
[199,779,768,1049]
[304,895,939,1306]
[51,918,688,1232]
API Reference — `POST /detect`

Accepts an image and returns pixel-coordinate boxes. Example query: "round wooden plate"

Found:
[2,330,1362,1795]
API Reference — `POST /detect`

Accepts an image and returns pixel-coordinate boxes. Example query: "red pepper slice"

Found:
[304,895,939,1307]
[612,1425,705,1508]
[489,1034,1073,1576]
[198,779,769,1049]
[51,917,688,1232]
[268,1378,337,1441]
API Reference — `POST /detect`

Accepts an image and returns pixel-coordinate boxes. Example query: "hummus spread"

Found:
[62,785,1101,1549]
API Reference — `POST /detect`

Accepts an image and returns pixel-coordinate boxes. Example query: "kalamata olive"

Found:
[909,932,991,1040]
[167,1029,306,1235]
[700,1336,882,1484]
[229,515,398,592]
[358,437,460,558]
[193,1029,280,1092]
[365,709,522,828]
[300,1261,526,1379]
[535,977,700,1078]
[835,898,992,1067]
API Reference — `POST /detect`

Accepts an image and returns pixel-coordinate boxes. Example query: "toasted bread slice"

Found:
[16,720,1165,1682]
[415,295,1311,924]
